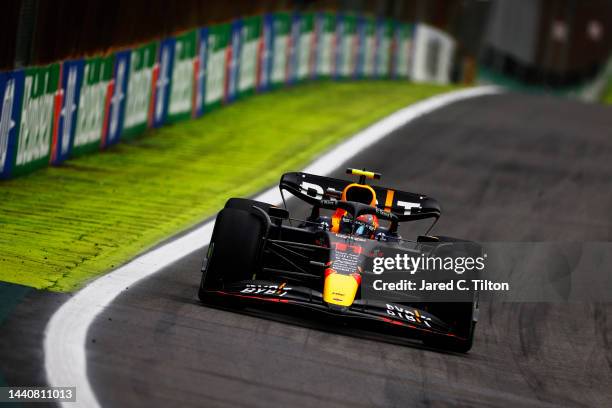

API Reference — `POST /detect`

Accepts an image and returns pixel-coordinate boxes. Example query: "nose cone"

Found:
[323,269,360,307]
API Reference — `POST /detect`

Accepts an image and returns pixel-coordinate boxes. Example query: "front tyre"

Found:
[198,207,265,302]
[423,301,477,353]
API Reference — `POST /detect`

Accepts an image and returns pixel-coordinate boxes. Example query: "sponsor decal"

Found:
[375,19,393,77]
[286,12,301,83]
[336,14,358,78]
[71,56,114,156]
[330,240,365,274]
[104,50,130,146]
[237,15,262,95]
[240,283,293,297]
[333,15,344,78]
[296,12,315,80]
[354,16,366,77]
[356,16,376,78]
[299,180,421,213]
[14,64,60,176]
[205,23,230,109]
[226,19,242,102]
[53,59,83,163]
[0,70,24,178]
[151,38,175,127]
[386,304,432,327]
[168,30,197,122]
[123,42,156,138]
[257,14,274,91]
[194,27,209,117]
[299,180,325,200]
[270,12,291,86]
[333,233,367,242]
[396,200,421,214]
[392,23,413,78]
[315,12,336,77]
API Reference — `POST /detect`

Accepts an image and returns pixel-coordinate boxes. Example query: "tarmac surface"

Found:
[87,93,612,407]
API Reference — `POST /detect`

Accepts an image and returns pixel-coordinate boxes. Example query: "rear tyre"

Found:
[198,207,265,303]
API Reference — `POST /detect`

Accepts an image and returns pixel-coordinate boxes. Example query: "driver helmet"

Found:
[341,214,379,239]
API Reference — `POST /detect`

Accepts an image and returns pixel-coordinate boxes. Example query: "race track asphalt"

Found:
[83,93,612,407]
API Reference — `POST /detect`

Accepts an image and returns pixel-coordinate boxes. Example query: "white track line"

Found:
[44,86,501,408]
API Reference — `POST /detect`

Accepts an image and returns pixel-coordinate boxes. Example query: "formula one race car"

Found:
[198,169,482,352]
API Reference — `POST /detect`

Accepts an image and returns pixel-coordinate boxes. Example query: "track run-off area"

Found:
[6,86,612,407]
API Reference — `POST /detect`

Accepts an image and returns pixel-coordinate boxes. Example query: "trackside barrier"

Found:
[0,13,456,180]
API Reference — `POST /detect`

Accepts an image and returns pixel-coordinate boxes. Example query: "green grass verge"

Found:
[0,81,458,292]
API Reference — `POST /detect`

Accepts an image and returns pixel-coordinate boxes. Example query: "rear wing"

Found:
[279,172,441,221]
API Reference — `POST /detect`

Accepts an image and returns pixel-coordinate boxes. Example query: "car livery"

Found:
[198,168,482,352]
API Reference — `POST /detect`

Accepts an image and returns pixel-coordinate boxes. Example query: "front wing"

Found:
[200,280,468,342]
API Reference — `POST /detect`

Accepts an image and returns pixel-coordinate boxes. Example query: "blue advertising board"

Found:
[226,19,242,103]
[194,27,209,117]
[104,50,130,147]
[53,59,84,163]
[333,14,344,79]
[0,70,24,179]
[355,16,367,78]
[257,14,274,91]
[152,37,175,128]
[287,12,301,84]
